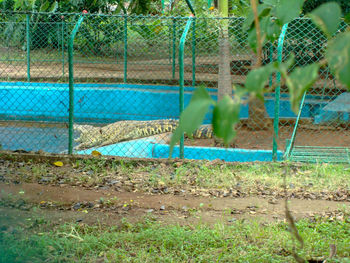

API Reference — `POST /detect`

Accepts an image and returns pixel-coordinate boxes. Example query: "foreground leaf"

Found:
[213,96,240,145]
[243,4,272,31]
[309,2,341,39]
[326,32,350,89]
[262,16,281,41]
[285,64,320,113]
[245,63,276,97]
[169,87,214,155]
[275,0,303,25]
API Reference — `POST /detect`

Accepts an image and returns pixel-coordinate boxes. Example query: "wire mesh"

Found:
[277,18,350,157]
[0,11,348,162]
[0,13,27,80]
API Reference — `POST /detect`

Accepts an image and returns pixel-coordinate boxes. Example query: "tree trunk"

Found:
[217,0,232,101]
[246,55,272,130]
[218,25,232,101]
[247,97,272,130]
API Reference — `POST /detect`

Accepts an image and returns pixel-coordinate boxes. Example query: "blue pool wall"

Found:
[79,138,284,162]
[0,82,330,124]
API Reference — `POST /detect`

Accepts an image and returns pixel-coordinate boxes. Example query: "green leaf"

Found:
[189,85,213,103]
[259,16,269,43]
[245,63,276,96]
[30,0,36,11]
[247,28,258,52]
[39,1,49,12]
[344,13,350,24]
[243,4,271,31]
[285,63,320,113]
[169,87,214,156]
[326,32,350,89]
[274,55,295,72]
[180,95,214,133]
[263,16,281,41]
[212,96,240,145]
[48,1,58,13]
[14,0,24,9]
[275,0,303,25]
[233,84,248,97]
[263,0,278,6]
[309,2,341,38]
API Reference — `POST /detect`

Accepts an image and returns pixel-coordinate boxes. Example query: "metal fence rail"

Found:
[0,11,348,162]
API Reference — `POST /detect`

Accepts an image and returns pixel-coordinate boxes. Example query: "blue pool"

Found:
[0,81,334,162]
[0,82,327,123]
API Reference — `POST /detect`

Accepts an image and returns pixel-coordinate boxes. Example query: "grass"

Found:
[76,160,350,190]
[2,158,350,197]
[138,161,350,194]
[0,214,349,263]
[1,159,349,262]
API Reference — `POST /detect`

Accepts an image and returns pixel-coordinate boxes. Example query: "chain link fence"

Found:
[276,19,350,162]
[0,11,348,162]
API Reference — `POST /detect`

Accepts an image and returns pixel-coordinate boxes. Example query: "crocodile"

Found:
[74,119,213,150]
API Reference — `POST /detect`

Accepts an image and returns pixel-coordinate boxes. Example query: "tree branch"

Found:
[250,0,262,67]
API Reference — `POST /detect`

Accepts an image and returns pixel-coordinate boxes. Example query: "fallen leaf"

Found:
[91,150,102,157]
[53,161,63,167]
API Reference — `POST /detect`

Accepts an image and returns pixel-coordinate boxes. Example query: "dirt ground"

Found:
[0,153,349,227]
[0,60,343,89]
[1,182,348,227]
[186,125,350,150]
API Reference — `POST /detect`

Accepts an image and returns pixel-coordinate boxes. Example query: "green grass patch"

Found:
[3,159,350,197]
[73,160,350,192]
[0,216,349,263]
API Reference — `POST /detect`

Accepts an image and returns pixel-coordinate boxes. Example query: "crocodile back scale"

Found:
[74,119,213,150]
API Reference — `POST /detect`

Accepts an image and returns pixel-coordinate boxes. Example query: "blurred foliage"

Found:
[302,0,350,16]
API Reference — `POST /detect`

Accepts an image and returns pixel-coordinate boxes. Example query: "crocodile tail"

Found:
[134,119,179,138]
[192,125,213,139]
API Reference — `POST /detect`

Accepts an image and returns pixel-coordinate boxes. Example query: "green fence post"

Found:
[68,14,85,154]
[124,15,128,83]
[179,16,194,159]
[26,14,30,82]
[272,23,289,161]
[192,18,196,87]
[172,18,176,79]
[161,0,165,14]
[208,0,213,8]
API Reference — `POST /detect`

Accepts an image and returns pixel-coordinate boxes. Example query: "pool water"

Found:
[0,122,74,153]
